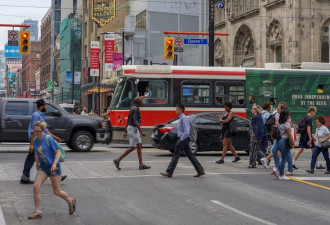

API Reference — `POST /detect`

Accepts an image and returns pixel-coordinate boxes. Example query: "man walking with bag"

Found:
[160,104,205,178]
[20,99,67,184]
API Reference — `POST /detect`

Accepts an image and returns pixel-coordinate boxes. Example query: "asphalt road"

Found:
[0,144,330,225]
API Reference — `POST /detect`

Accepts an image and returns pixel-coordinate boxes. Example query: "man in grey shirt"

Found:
[113,97,151,170]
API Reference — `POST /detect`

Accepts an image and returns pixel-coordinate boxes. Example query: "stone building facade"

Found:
[213,0,330,68]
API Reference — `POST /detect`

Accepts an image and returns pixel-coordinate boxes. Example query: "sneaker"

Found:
[20,179,34,184]
[316,165,326,170]
[232,157,240,163]
[28,211,42,219]
[261,158,269,169]
[216,159,224,164]
[292,165,298,170]
[113,159,121,170]
[324,171,330,174]
[61,175,68,182]
[306,169,314,174]
[69,198,76,215]
[279,175,290,181]
[272,167,279,179]
[139,165,151,170]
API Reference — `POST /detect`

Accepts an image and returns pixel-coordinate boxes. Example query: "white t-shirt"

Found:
[278,122,291,139]
[316,125,330,147]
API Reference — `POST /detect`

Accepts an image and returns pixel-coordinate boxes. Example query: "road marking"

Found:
[290,177,330,190]
[210,200,277,225]
[291,177,330,181]
[0,204,6,225]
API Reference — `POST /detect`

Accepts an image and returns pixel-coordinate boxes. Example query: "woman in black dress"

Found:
[216,102,240,164]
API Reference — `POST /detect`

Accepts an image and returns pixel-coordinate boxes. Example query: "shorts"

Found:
[298,134,315,149]
[127,125,142,147]
[39,163,61,177]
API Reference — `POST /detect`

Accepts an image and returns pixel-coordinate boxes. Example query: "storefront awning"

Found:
[81,83,116,93]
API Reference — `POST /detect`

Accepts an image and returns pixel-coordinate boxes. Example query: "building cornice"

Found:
[229,9,260,24]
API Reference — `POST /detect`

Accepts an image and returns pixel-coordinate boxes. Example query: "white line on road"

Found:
[0,204,6,225]
[210,200,277,225]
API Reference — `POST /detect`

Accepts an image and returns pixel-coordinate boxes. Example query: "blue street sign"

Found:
[184,39,208,45]
[66,71,73,84]
[216,1,224,9]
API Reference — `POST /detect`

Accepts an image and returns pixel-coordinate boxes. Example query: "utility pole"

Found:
[72,58,75,104]
[209,0,215,66]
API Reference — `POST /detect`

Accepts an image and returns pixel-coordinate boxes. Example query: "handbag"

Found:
[321,141,330,148]
[285,138,292,149]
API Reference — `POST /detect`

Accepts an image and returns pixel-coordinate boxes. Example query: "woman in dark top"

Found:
[216,102,240,164]
[249,105,266,168]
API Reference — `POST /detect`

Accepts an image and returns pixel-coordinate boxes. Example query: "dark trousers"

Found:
[310,146,330,171]
[249,140,266,166]
[166,138,204,175]
[22,151,35,180]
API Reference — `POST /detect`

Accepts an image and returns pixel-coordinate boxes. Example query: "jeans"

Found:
[276,138,292,176]
[310,146,330,171]
[272,141,280,166]
[22,151,35,180]
[166,138,204,175]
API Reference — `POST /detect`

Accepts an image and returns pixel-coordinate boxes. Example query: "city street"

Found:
[0,144,330,225]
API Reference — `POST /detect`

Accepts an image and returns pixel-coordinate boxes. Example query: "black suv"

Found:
[0,98,112,152]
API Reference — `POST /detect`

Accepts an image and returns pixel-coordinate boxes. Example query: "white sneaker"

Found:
[272,167,279,179]
[279,175,290,181]
[261,158,269,169]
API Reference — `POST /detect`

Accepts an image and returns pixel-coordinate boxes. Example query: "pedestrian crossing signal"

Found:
[19,30,30,55]
[164,37,174,60]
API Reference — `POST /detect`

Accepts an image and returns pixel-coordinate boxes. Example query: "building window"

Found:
[136,10,146,30]
[274,45,282,62]
[36,53,40,59]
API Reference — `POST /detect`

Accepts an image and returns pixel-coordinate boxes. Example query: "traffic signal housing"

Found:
[19,30,30,55]
[164,37,174,60]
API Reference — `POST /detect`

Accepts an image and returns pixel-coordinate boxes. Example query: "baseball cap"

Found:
[36,99,46,107]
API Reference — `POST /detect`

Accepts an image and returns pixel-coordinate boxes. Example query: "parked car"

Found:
[59,103,75,113]
[0,98,112,152]
[151,112,250,154]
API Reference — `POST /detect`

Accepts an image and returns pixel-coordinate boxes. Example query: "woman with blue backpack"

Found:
[28,121,76,219]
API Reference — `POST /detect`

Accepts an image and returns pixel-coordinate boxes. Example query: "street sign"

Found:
[184,39,208,45]
[8,30,19,46]
[174,38,183,47]
[174,47,183,52]
[216,1,225,10]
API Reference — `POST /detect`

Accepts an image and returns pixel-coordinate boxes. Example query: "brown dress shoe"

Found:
[193,171,205,177]
[160,172,172,178]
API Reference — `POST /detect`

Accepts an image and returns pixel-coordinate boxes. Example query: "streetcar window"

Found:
[137,81,168,105]
[110,80,132,109]
[181,82,210,104]
[215,82,245,106]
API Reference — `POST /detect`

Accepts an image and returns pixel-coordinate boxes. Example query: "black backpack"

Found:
[270,125,281,141]
[297,116,308,134]
[265,114,276,133]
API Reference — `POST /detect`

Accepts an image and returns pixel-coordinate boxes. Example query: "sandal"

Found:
[324,171,330,174]
[69,198,76,215]
[285,172,293,176]
[139,165,151,170]
[28,211,42,219]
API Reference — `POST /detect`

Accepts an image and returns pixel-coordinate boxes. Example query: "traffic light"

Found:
[164,37,174,60]
[19,30,30,55]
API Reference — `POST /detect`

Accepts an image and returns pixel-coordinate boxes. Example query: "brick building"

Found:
[21,42,41,98]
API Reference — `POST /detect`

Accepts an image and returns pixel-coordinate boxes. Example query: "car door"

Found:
[2,100,31,141]
[43,103,70,141]
[194,113,222,151]
[232,116,250,150]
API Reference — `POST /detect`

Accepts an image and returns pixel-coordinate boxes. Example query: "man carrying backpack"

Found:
[160,104,205,178]
[292,106,324,169]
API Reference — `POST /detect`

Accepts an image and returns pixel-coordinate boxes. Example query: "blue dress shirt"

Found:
[28,110,49,139]
[178,113,190,141]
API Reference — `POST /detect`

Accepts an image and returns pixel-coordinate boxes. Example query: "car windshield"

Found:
[109,80,132,109]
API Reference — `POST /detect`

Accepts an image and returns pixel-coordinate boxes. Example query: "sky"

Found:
[0,0,51,50]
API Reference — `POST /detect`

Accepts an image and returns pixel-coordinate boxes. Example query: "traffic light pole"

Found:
[209,0,215,66]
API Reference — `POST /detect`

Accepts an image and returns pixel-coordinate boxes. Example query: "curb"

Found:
[0,204,6,225]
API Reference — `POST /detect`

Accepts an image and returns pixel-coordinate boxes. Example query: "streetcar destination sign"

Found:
[184,39,208,45]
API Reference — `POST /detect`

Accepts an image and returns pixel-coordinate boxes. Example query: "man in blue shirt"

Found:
[160,104,205,178]
[20,99,67,184]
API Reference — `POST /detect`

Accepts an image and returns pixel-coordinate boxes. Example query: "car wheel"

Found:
[189,141,199,155]
[71,131,94,152]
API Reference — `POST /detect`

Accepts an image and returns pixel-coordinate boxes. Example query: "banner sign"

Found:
[104,34,115,71]
[74,72,81,84]
[91,0,116,27]
[66,71,72,84]
[112,53,122,71]
[90,41,100,77]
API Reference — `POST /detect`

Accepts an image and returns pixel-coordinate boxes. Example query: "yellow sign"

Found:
[91,0,116,27]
